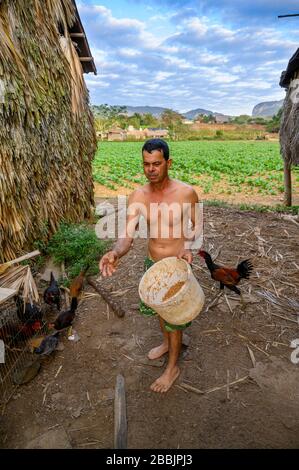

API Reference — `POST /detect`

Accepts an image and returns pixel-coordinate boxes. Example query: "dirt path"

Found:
[1,203,299,448]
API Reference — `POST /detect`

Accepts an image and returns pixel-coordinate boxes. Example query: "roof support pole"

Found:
[284,158,292,206]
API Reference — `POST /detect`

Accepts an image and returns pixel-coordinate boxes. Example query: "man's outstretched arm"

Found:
[99,191,140,277]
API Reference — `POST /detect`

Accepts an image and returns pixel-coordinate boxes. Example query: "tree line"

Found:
[92,104,282,139]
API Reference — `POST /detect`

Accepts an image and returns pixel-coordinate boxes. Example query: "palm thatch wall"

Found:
[0,0,96,262]
[280,72,299,206]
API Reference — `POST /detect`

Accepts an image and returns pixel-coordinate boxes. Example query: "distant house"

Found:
[214,113,231,124]
[144,128,169,138]
[182,119,193,125]
[107,128,126,141]
[126,126,146,140]
[96,131,108,140]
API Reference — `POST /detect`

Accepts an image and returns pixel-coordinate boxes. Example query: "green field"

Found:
[93,141,299,197]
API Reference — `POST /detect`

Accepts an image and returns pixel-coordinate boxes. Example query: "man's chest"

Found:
[140,199,189,227]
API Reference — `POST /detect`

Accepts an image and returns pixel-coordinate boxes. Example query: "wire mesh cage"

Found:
[0,297,48,411]
[0,262,47,412]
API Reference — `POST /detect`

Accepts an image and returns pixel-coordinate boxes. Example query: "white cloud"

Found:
[119,48,141,57]
[155,72,174,81]
[233,80,272,90]
[185,17,208,37]
[209,72,238,84]
[200,52,229,65]
[85,79,109,88]
[78,0,299,114]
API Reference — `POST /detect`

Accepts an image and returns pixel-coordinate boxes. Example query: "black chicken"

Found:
[53,297,77,330]
[15,296,43,324]
[43,272,61,311]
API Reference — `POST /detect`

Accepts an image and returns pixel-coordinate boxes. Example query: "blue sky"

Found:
[77,0,299,115]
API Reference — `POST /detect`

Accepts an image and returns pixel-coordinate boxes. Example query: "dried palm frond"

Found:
[46,0,75,31]
[0,8,27,77]
[0,265,39,304]
[59,35,86,116]
[22,267,39,304]
[257,290,299,313]
[0,266,27,290]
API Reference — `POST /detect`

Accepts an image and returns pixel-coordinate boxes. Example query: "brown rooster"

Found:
[69,265,90,309]
[0,320,42,346]
[198,250,253,302]
[51,266,89,331]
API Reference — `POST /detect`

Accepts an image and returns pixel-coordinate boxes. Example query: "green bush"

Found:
[47,222,111,280]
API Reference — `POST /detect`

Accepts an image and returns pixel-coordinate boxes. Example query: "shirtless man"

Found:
[99,139,201,393]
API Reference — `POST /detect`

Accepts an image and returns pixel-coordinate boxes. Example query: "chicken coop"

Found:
[0,0,97,263]
[0,0,97,409]
[279,48,299,206]
[0,254,47,409]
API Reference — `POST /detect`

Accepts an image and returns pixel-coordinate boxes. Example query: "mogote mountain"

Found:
[92,100,285,119]
[92,104,215,118]
[252,99,284,117]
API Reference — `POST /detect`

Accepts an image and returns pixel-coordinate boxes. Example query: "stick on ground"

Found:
[114,374,127,449]
[87,278,126,318]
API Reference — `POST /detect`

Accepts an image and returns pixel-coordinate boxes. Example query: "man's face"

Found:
[142,150,171,183]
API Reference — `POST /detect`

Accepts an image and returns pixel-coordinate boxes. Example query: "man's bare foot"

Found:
[150,366,180,393]
[148,342,168,360]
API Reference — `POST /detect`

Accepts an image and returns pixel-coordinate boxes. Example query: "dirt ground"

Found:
[0,200,299,449]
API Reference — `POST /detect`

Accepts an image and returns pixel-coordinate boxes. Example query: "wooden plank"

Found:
[0,250,41,275]
[70,33,85,38]
[114,374,127,449]
[0,287,18,305]
[284,159,292,206]
[79,57,93,62]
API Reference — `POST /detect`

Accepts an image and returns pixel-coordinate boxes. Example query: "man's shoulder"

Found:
[128,185,148,203]
[172,179,198,199]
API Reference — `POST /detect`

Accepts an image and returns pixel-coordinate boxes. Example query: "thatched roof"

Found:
[279,54,299,166]
[279,48,299,88]
[0,0,97,262]
[69,0,96,74]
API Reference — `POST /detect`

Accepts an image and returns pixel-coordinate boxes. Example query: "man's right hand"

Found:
[99,250,119,277]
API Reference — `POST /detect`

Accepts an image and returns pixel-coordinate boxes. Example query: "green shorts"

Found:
[139,257,192,333]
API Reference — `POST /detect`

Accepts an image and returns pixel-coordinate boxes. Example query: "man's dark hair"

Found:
[142,139,169,161]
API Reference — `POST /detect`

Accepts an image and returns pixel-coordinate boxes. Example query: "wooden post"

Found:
[284,159,292,206]
[87,278,126,317]
[114,374,127,449]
